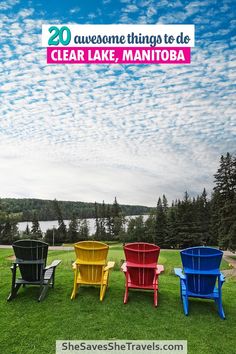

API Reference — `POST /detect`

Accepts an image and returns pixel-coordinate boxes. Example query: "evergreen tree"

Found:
[53,199,67,243]
[106,205,113,240]
[213,153,236,249]
[78,219,89,240]
[175,192,202,248]
[22,223,31,239]
[165,206,178,248]
[112,197,121,217]
[196,189,211,245]
[25,224,30,236]
[155,197,168,247]
[68,214,79,243]
[126,216,146,242]
[111,197,124,240]
[0,203,19,245]
[99,201,107,240]
[30,213,42,240]
[145,214,156,243]
[162,194,168,212]
[94,201,100,240]
[0,217,19,244]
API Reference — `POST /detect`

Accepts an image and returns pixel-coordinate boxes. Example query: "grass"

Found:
[0,246,235,354]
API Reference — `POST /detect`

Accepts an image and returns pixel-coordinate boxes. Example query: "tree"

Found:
[30,213,42,240]
[68,214,79,243]
[25,224,30,236]
[175,192,203,248]
[111,197,125,240]
[213,153,236,249]
[99,201,107,240]
[53,199,67,243]
[165,206,178,248]
[126,216,146,242]
[78,220,89,241]
[106,205,113,240]
[145,213,156,243]
[94,202,100,240]
[155,197,168,247]
[0,207,19,244]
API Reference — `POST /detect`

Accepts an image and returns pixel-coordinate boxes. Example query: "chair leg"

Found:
[182,295,189,315]
[154,289,158,307]
[124,286,129,304]
[7,284,21,301]
[71,283,79,300]
[38,284,49,302]
[215,298,225,319]
[100,284,107,301]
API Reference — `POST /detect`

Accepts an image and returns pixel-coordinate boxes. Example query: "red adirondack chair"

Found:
[121,242,164,306]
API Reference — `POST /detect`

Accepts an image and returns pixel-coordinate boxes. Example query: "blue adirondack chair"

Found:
[174,247,225,319]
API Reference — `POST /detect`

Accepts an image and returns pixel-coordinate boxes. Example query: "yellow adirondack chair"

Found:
[71,241,115,301]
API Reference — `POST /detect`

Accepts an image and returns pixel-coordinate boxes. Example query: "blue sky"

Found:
[0,0,236,206]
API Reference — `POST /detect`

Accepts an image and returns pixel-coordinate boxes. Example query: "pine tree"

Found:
[78,220,89,240]
[175,192,202,248]
[111,197,124,240]
[165,206,178,248]
[25,224,30,236]
[126,216,146,242]
[68,214,79,243]
[1,217,19,244]
[213,153,236,249]
[31,213,42,240]
[53,199,67,243]
[145,213,156,243]
[94,202,100,240]
[99,201,107,240]
[106,205,113,240]
[196,189,211,245]
[155,197,168,247]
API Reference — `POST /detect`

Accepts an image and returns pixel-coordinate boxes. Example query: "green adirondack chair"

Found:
[8,240,61,302]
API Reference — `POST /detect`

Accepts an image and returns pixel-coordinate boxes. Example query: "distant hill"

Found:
[0,198,153,221]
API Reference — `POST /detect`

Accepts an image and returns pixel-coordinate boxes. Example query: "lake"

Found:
[17,215,149,235]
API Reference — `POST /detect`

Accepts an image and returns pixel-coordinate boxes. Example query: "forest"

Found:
[0,152,235,250]
[0,198,151,221]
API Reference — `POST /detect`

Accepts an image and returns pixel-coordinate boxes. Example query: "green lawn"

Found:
[0,246,235,354]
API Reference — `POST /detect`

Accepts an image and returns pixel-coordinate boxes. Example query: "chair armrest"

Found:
[104,261,115,271]
[44,260,61,270]
[72,261,79,270]
[14,259,44,265]
[10,264,19,270]
[120,262,127,272]
[174,268,186,280]
[156,264,164,274]
[220,272,225,283]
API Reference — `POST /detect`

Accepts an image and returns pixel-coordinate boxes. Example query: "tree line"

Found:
[0,153,235,250]
[0,198,151,221]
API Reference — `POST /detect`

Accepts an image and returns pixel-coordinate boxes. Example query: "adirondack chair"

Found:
[71,241,115,301]
[174,246,225,319]
[121,242,164,306]
[8,240,61,302]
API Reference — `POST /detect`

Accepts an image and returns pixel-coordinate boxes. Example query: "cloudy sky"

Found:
[0,0,235,207]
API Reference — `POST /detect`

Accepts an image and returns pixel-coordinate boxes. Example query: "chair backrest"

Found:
[74,241,109,283]
[12,240,48,281]
[180,247,223,295]
[124,242,160,265]
[124,242,160,286]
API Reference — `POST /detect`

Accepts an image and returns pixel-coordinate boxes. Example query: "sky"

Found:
[0,0,236,207]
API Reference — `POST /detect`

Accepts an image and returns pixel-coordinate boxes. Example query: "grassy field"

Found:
[0,245,235,354]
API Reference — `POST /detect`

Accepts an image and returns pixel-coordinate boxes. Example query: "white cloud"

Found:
[0,2,235,205]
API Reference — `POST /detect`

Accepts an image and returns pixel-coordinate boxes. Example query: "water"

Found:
[17,215,149,235]
[18,220,94,234]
